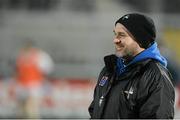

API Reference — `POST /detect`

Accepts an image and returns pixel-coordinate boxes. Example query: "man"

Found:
[15,40,54,118]
[88,13,175,119]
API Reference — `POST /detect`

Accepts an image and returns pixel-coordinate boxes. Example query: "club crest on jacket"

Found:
[99,76,108,86]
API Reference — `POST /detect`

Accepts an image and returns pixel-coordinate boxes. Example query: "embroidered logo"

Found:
[122,15,129,20]
[99,76,108,86]
[124,86,134,99]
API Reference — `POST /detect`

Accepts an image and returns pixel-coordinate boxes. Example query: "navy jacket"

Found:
[89,55,174,119]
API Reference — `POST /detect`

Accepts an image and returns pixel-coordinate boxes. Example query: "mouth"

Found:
[116,46,124,51]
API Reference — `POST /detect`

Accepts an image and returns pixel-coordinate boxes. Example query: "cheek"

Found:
[123,47,132,56]
[124,43,137,55]
[128,44,137,56]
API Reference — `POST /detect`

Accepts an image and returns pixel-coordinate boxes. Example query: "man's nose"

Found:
[113,38,121,44]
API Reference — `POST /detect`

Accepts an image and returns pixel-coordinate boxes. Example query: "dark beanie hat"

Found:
[115,13,156,48]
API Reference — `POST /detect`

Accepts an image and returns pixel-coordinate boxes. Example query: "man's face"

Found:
[113,23,144,60]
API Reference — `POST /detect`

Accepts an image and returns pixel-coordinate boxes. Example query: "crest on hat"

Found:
[122,15,129,20]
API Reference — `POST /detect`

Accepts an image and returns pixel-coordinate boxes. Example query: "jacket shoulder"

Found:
[143,60,171,79]
[146,60,172,80]
[144,60,165,73]
[139,60,174,92]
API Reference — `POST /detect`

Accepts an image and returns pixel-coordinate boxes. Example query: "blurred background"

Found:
[0,0,180,119]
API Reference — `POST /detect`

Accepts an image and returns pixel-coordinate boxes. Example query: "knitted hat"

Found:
[115,13,156,48]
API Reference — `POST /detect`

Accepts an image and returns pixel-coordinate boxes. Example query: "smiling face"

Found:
[113,23,145,61]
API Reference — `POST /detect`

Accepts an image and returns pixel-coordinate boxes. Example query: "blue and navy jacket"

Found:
[89,43,174,119]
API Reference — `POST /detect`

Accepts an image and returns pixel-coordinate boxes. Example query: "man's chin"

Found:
[115,52,123,58]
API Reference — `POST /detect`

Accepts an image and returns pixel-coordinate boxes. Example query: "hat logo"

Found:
[122,15,129,20]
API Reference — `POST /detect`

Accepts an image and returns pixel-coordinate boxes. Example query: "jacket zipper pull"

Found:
[99,96,104,107]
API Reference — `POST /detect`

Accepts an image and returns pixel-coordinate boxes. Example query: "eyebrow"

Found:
[113,30,126,36]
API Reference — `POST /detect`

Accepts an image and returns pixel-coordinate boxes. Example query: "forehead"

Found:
[114,23,128,33]
[114,23,136,41]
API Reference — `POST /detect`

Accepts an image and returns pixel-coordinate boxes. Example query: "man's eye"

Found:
[120,34,126,37]
[113,31,127,38]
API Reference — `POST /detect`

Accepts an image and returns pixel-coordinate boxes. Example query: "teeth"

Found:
[116,47,122,50]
